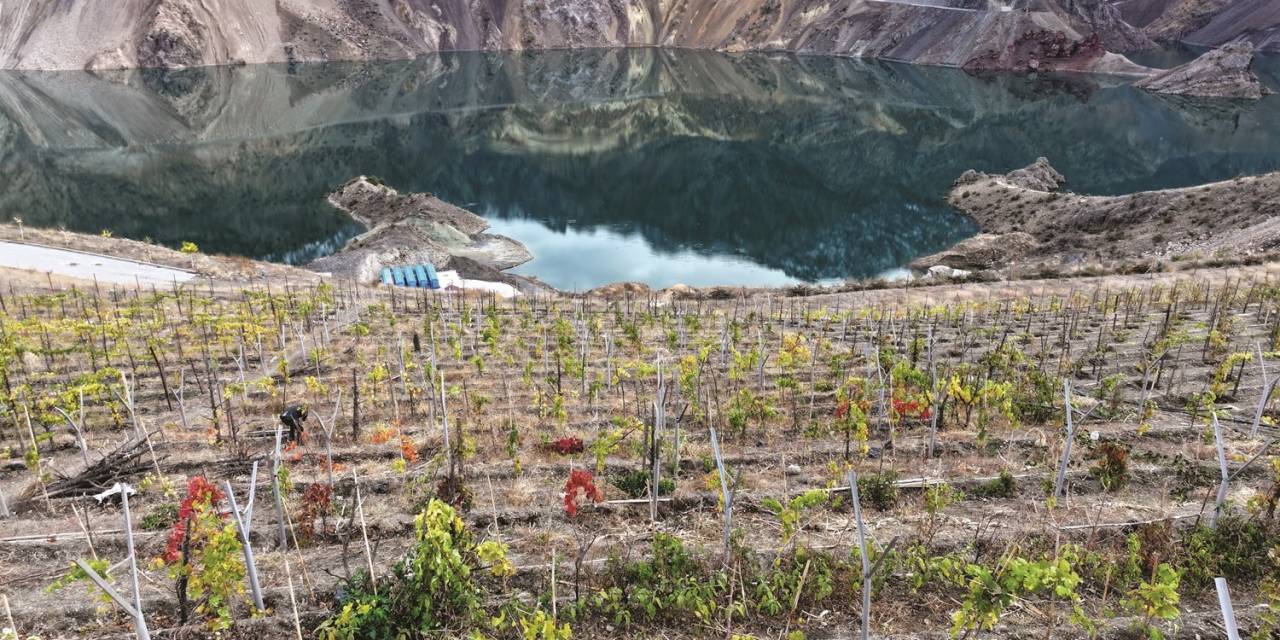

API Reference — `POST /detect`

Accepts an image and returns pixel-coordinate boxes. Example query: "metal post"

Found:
[120,485,151,640]
[849,471,870,640]
[1251,377,1277,439]
[709,427,733,564]
[1053,379,1075,502]
[1211,413,1230,528]
[272,426,289,549]
[1214,577,1241,640]
[224,480,265,611]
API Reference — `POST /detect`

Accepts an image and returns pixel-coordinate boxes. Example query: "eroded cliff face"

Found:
[0,0,1174,73]
[1112,0,1280,52]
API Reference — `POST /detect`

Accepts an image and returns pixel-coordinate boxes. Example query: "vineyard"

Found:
[1,268,1279,639]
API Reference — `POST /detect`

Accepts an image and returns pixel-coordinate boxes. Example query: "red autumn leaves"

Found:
[562,469,602,516]
[544,436,584,455]
[164,476,224,564]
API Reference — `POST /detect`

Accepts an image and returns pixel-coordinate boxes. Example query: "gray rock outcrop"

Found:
[1136,41,1273,100]
[307,177,532,284]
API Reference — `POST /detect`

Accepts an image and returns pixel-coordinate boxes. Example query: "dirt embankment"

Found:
[926,157,1280,271]
[0,223,319,284]
[307,177,542,292]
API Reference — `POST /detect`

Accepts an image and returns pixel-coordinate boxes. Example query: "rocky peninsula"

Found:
[307,177,544,293]
[925,157,1280,272]
[1136,41,1273,100]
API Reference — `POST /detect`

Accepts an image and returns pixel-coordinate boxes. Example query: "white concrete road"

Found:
[0,241,197,285]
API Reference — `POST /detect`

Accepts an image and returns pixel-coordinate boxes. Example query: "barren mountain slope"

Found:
[1112,0,1280,51]
[945,157,1280,268]
[0,0,1157,72]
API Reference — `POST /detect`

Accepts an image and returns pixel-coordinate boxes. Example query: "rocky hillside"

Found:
[1136,40,1272,99]
[1112,0,1280,52]
[940,157,1280,269]
[0,0,1173,73]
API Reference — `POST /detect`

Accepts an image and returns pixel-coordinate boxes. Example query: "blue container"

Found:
[425,264,440,289]
[403,266,419,288]
[379,268,394,286]
[413,265,430,288]
[391,267,406,286]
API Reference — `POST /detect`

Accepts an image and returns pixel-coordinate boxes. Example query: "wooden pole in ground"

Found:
[54,405,89,466]
[285,559,304,640]
[352,468,377,595]
[441,370,453,480]
[3,595,16,637]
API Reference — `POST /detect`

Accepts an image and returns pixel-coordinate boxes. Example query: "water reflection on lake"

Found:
[1,48,1278,288]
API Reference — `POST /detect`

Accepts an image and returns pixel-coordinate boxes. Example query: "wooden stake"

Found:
[352,469,378,595]
[285,559,305,640]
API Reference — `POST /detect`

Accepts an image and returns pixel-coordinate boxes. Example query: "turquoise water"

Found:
[1,48,1278,288]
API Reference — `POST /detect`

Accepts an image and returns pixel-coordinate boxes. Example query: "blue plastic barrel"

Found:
[380,268,394,286]
[391,267,406,286]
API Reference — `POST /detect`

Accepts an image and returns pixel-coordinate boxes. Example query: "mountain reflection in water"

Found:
[1,48,1278,288]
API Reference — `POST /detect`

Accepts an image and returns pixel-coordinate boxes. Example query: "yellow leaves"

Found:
[477,540,514,578]
[778,332,811,371]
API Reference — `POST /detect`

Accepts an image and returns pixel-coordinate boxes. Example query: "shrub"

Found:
[160,476,246,630]
[297,483,333,541]
[1181,516,1277,589]
[971,470,1018,499]
[1091,442,1129,492]
[317,499,511,639]
[857,471,899,511]
[763,490,829,545]
[564,469,603,516]
[611,469,674,499]
[141,503,179,531]
[544,437,585,455]
[435,476,474,513]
